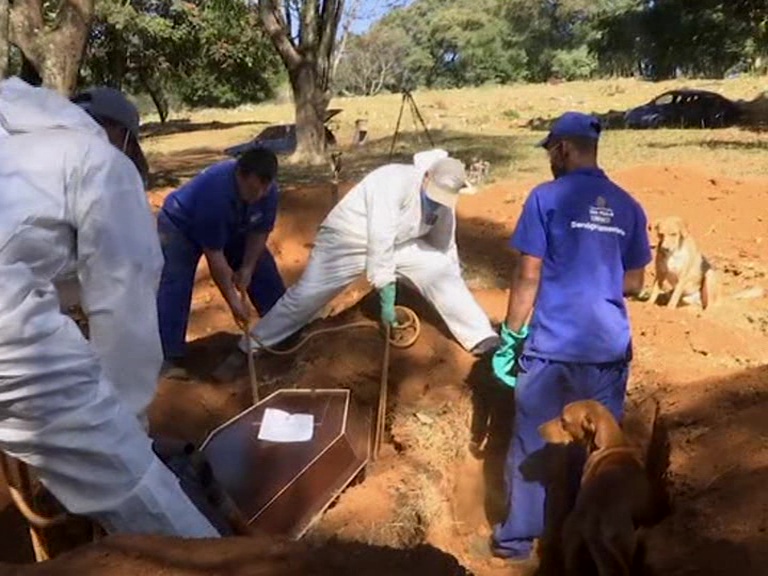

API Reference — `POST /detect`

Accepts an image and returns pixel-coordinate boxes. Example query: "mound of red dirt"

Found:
[3,534,470,576]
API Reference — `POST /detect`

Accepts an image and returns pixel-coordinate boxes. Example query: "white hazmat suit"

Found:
[240,149,495,353]
[0,78,219,536]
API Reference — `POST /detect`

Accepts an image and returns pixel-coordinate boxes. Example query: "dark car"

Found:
[224,108,342,157]
[624,89,742,129]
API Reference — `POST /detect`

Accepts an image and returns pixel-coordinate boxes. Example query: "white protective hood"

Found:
[0,79,218,536]
[0,75,162,417]
[0,77,106,138]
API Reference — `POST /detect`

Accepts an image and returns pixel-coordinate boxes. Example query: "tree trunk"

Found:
[259,0,342,166]
[0,0,8,79]
[41,42,86,94]
[147,84,169,124]
[290,64,328,164]
[140,71,169,123]
[9,0,93,96]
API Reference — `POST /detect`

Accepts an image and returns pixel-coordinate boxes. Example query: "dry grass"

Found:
[392,401,472,470]
[142,76,768,193]
[388,398,474,545]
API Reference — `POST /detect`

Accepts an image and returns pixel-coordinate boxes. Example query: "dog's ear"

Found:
[582,413,596,433]
[581,412,597,445]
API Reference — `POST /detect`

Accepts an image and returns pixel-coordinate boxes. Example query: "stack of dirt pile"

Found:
[1,534,471,576]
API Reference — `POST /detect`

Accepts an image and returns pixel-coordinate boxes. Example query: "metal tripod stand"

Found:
[389,90,435,160]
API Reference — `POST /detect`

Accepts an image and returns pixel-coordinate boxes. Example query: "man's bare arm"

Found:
[623,267,645,297]
[505,253,542,332]
[203,248,245,322]
[242,232,268,274]
[235,231,268,290]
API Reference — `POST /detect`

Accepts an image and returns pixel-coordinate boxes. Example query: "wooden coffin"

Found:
[200,389,370,539]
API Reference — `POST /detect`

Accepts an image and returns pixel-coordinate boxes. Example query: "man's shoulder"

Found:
[529,179,560,196]
[356,164,418,197]
[601,178,646,215]
[198,159,236,181]
[367,163,416,179]
[6,127,114,163]
[179,160,236,194]
[522,179,563,209]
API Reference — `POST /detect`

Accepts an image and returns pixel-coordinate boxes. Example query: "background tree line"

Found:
[334,0,768,96]
[0,0,764,158]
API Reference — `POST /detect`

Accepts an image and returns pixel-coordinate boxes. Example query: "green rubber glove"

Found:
[379,282,397,326]
[492,323,529,388]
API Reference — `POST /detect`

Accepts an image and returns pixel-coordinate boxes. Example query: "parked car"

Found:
[624,89,742,129]
[224,108,342,157]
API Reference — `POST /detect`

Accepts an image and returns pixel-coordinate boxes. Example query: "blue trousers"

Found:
[492,356,629,559]
[156,209,286,360]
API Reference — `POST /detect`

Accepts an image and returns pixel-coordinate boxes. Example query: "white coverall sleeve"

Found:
[364,178,404,289]
[73,145,164,421]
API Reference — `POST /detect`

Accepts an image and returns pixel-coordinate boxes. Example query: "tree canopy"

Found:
[0,0,765,113]
[334,0,768,95]
[82,0,283,116]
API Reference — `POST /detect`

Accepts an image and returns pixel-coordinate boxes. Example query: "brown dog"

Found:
[539,400,654,576]
[648,216,719,310]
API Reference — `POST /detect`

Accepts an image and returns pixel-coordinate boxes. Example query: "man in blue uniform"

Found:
[490,112,652,563]
[157,147,285,374]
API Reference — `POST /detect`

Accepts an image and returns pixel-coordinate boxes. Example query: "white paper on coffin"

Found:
[257,408,315,443]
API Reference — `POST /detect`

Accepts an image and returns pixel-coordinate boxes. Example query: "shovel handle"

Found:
[373,323,391,461]
[238,287,259,404]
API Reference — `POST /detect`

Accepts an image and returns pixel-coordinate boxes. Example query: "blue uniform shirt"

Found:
[511,167,651,364]
[162,159,278,250]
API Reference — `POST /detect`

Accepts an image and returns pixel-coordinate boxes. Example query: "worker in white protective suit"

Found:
[0,77,220,537]
[226,149,498,365]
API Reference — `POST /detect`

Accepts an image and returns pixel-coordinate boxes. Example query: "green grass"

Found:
[142,76,768,190]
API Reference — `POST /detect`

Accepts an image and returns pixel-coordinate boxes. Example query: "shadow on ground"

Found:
[141,118,268,139]
[148,148,225,189]
[645,139,768,152]
[146,129,521,195]
[643,364,768,576]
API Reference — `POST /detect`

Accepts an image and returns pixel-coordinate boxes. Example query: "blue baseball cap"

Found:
[537,111,602,148]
